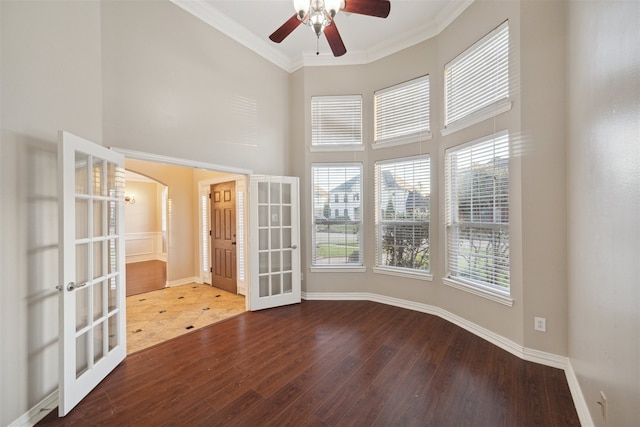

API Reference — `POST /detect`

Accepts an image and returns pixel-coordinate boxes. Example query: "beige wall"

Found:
[567,1,640,425]
[0,1,103,424]
[124,181,161,233]
[100,0,291,175]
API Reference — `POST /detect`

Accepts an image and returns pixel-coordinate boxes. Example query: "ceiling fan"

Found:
[269,0,391,57]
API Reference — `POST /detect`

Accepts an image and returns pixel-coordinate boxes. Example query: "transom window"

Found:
[444,21,510,130]
[311,95,362,148]
[375,75,430,146]
[445,131,510,294]
[375,156,430,274]
[312,164,363,266]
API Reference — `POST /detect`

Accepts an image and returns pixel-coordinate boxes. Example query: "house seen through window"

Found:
[375,156,431,274]
[312,164,363,266]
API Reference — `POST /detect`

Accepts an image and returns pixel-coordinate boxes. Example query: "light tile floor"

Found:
[126,283,246,354]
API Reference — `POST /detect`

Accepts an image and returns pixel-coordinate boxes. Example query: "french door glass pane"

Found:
[75,152,89,195]
[271,273,281,295]
[93,281,104,321]
[93,242,103,279]
[93,322,104,363]
[108,314,118,351]
[76,199,89,239]
[93,200,104,237]
[92,159,104,196]
[76,287,89,331]
[76,332,89,378]
[259,276,269,297]
[283,272,292,293]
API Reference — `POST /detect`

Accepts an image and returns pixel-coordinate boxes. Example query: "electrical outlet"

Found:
[534,317,546,332]
[598,391,607,421]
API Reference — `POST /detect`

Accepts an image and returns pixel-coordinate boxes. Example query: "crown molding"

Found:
[171,0,475,73]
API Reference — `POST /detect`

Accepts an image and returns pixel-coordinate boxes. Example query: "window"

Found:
[444,21,510,131]
[445,131,510,294]
[311,95,362,149]
[375,156,430,274]
[375,75,430,147]
[312,164,363,266]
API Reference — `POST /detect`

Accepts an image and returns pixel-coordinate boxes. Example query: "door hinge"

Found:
[209,230,212,236]
[210,267,213,273]
[209,193,211,199]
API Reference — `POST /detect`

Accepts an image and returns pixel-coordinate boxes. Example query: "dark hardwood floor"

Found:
[38,300,580,426]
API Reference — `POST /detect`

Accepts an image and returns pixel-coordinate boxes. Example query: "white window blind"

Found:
[201,193,209,274]
[312,164,363,266]
[312,95,362,146]
[375,156,430,273]
[444,21,509,128]
[375,76,430,145]
[445,131,510,292]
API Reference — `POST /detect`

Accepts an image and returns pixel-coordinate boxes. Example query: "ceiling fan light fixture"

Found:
[293,0,309,19]
[272,0,389,57]
[325,0,342,18]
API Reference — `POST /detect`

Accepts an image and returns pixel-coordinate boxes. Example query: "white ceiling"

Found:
[171,0,474,72]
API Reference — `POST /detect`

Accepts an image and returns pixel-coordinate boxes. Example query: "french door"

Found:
[249,175,301,310]
[58,131,126,416]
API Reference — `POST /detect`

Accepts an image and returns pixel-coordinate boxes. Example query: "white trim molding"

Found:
[565,361,594,426]
[8,391,58,427]
[165,277,201,287]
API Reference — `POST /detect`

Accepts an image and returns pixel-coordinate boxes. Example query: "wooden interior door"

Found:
[211,181,237,293]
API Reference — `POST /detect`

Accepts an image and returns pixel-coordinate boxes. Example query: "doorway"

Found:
[122,158,249,354]
[123,170,168,297]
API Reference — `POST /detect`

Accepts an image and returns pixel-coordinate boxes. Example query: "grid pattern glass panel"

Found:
[375,156,430,272]
[375,76,430,145]
[444,21,509,126]
[445,131,510,292]
[311,95,362,146]
[312,164,362,265]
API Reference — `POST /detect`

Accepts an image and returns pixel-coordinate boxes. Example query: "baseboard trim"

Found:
[565,360,594,426]
[165,277,200,287]
[9,390,58,427]
[302,291,587,416]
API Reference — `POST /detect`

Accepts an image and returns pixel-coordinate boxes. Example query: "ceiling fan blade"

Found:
[269,14,303,43]
[324,23,347,57]
[343,0,391,18]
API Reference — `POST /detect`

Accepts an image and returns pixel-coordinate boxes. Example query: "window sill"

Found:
[373,132,432,150]
[373,267,433,281]
[310,145,365,153]
[443,277,513,307]
[310,266,367,273]
[441,99,512,136]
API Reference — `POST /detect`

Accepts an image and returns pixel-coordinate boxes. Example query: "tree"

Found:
[323,200,331,219]
[381,193,430,271]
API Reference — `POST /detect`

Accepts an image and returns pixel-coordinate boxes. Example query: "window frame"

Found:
[311,95,364,152]
[443,21,511,135]
[374,155,432,280]
[374,75,432,149]
[311,163,364,270]
[444,130,512,305]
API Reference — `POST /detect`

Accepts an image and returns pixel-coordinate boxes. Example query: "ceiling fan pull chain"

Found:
[316,35,320,55]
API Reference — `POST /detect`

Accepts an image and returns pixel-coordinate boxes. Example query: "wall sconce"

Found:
[124,194,136,204]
